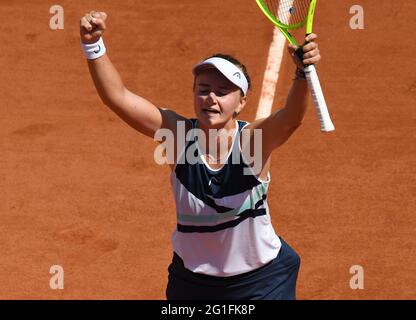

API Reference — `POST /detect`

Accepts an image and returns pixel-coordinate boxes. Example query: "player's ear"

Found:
[239,95,247,106]
[235,94,247,115]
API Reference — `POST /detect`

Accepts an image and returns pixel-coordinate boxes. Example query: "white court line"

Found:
[255,28,287,120]
[255,0,293,120]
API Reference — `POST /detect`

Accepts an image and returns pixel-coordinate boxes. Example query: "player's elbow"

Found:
[100,91,126,111]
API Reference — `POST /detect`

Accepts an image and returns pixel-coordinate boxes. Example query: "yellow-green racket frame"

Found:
[255,0,335,132]
[255,0,316,47]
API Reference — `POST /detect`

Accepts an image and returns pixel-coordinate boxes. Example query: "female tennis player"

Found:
[80,11,321,300]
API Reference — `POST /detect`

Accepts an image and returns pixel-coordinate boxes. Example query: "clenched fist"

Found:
[288,33,321,70]
[80,11,107,44]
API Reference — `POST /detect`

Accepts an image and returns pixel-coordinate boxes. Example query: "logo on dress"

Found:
[208,177,218,186]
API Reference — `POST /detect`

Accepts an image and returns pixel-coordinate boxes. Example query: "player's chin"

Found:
[198,112,224,127]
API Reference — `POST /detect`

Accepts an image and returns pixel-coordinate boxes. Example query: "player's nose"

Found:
[206,92,218,104]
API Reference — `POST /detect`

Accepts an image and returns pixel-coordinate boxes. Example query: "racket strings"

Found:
[264,0,310,26]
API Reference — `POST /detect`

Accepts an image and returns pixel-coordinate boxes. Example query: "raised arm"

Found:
[80,11,184,139]
[250,34,321,154]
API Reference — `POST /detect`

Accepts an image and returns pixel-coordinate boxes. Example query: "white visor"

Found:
[192,57,249,96]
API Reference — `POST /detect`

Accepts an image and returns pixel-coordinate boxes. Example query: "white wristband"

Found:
[81,37,106,60]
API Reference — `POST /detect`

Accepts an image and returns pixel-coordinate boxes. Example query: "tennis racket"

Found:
[256,0,335,132]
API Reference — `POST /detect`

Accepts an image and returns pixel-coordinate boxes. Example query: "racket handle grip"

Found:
[304,65,335,132]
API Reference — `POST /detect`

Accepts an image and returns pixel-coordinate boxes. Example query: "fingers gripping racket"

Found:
[256,0,335,132]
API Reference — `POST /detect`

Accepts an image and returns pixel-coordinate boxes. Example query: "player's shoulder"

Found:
[158,106,192,131]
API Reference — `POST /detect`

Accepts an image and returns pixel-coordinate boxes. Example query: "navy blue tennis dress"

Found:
[166,119,300,300]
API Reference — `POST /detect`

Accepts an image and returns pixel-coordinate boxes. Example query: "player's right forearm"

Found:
[80,11,125,108]
[87,54,125,108]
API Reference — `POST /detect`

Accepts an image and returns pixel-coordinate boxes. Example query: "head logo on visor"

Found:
[193,57,249,96]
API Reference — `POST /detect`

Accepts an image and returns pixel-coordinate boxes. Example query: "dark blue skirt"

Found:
[166,237,300,300]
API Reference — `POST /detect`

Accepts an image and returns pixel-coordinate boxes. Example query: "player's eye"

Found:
[196,88,229,97]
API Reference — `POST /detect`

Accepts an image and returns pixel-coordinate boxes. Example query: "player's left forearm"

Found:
[282,77,309,128]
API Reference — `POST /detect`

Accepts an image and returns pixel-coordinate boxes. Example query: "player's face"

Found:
[194,69,246,129]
